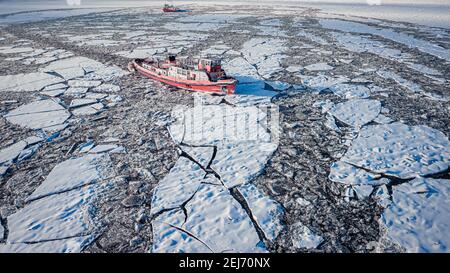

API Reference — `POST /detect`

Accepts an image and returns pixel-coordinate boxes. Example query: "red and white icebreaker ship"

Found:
[128,55,237,94]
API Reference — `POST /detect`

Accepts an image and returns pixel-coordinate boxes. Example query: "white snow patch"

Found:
[329,99,381,128]
[341,123,450,179]
[28,154,110,201]
[4,100,70,131]
[238,183,284,242]
[381,178,450,253]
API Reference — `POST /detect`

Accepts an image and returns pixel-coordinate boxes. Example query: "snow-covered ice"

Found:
[27,154,111,201]
[150,157,206,216]
[0,72,64,92]
[4,100,70,131]
[238,183,284,242]
[291,222,324,250]
[329,161,390,186]
[211,142,278,188]
[340,123,450,179]
[328,99,381,128]
[153,182,266,253]
[381,178,450,253]
[6,182,107,244]
[304,62,334,72]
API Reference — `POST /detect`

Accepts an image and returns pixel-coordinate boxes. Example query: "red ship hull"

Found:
[131,61,236,95]
[163,8,179,12]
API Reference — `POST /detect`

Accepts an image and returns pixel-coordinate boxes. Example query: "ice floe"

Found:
[0,72,64,93]
[328,99,381,128]
[238,183,284,242]
[304,62,334,72]
[27,154,111,201]
[150,157,206,216]
[6,182,107,244]
[211,142,278,188]
[291,222,324,249]
[381,178,450,252]
[339,123,450,179]
[4,100,70,131]
[153,182,266,253]
[329,161,390,186]
[329,84,371,99]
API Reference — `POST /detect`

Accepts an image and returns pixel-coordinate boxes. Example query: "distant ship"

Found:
[162,4,180,12]
[128,55,237,94]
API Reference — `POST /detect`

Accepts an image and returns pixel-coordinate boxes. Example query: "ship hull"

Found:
[132,61,236,94]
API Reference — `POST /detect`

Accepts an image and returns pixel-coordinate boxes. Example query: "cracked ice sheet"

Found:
[302,75,348,92]
[28,154,111,201]
[6,182,109,244]
[0,235,96,253]
[4,100,70,131]
[0,72,64,92]
[222,57,261,84]
[237,183,284,242]
[150,157,206,216]
[341,123,450,179]
[181,146,214,168]
[329,161,390,186]
[41,56,126,81]
[211,142,278,188]
[319,19,450,61]
[381,177,450,253]
[241,38,287,78]
[0,136,43,166]
[329,84,370,99]
[329,99,381,128]
[169,105,271,147]
[153,182,266,253]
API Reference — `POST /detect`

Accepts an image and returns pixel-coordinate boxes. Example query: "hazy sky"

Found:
[0,0,449,4]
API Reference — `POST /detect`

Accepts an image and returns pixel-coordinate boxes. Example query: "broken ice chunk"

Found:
[211,142,278,188]
[180,146,214,169]
[150,157,206,216]
[0,140,28,165]
[157,182,266,253]
[28,154,110,201]
[0,235,96,253]
[303,62,334,71]
[265,81,291,91]
[68,79,102,88]
[353,184,374,199]
[341,123,450,179]
[329,161,390,186]
[69,98,97,108]
[291,222,324,249]
[71,102,104,116]
[151,211,213,253]
[329,99,381,128]
[381,178,450,253]
[7,182,107,244]
[88,144,119,154]
[324,114,341,133]
[373,114,394,124]
[329,84,370,99]
[0,72,64,92]
[374,185,391,208]
[4,100,70,131]
[92,83,121,93]
[237,183,284,242]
